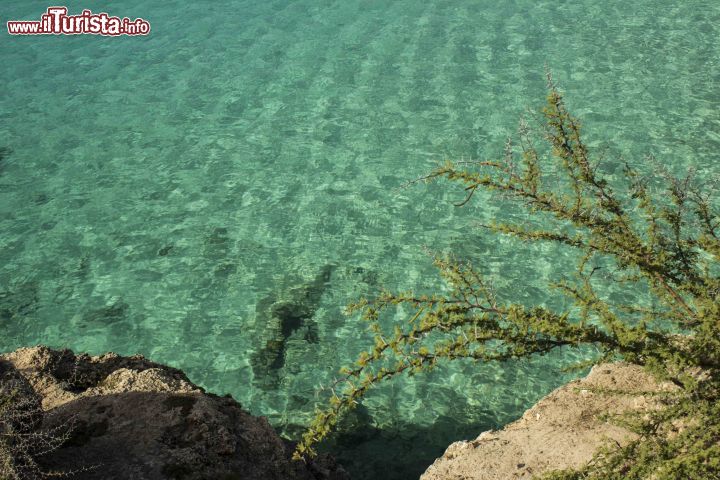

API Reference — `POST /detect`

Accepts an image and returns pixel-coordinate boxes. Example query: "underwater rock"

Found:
[0,281,39,323]
[34,192,51,206]
[82,300,129,325]
[0,346,349,480]
[250,265,334,390]
[202,227,231,260]
[0,146,10,175]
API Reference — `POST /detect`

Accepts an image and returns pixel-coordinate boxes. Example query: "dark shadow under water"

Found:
[286,405,498,480]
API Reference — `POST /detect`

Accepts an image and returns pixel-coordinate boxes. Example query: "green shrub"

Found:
[294,75,720,479]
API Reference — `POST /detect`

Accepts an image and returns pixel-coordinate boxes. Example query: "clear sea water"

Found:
[1,1,719,478]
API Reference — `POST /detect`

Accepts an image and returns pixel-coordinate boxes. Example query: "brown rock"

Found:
[0,346,349,480]
[421,362,677,480]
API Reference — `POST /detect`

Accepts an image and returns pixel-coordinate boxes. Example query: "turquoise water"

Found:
[2,1,720,478]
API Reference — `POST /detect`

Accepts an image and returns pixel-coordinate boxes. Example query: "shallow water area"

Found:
[1,1,720,478]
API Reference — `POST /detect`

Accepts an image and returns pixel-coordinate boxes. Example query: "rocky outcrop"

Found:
[421,363,677,480]
[0,346,349,480]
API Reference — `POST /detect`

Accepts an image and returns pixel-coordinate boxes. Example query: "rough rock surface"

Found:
[421,362,677,480]
[0,346,349,480]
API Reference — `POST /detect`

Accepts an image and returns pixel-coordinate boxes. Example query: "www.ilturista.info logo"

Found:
[7,7,150,36]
